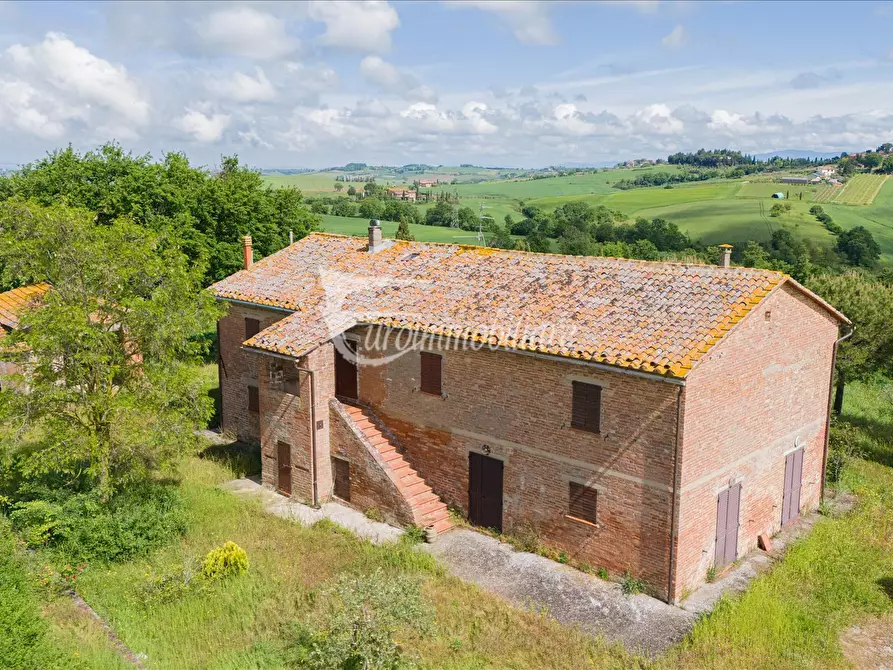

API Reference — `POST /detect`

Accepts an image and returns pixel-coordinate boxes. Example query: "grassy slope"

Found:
[17,376,893,669]
[319,214,496,246]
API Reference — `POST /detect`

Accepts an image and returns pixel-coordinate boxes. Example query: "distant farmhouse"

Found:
[781,176,809,185]
[387,187,417,202]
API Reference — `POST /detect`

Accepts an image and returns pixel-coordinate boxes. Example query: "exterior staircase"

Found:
[343,404,453,536]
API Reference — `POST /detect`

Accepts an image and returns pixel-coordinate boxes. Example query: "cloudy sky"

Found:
[1,1,892,169]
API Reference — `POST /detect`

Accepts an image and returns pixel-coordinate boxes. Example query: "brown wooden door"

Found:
[277,441,292,496]
[714,483,741,569]
[334,339,358,400]
[469,452,503,532]
[333,458,350,501]
[782,448,804,526]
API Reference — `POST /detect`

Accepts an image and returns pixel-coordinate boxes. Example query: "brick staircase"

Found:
[343,404,453,536]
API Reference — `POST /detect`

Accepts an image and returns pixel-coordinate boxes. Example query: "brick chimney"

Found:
[242,235,253,270]
[368,219,382,252]
[719,243,733,268]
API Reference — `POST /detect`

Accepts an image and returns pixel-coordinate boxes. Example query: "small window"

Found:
[272,363,300,396]
[571,381,601,433]
[568,482,598,524]
[419,352,442,395]
[245,318,260,339]
[247,385,259,413]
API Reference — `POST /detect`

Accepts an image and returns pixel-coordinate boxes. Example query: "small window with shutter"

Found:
[247,385,259,413]
[245,318,260,339]
[419,352,442,395]
[568,482,598,524]
[571,381,601,433]
[283,368,299,396]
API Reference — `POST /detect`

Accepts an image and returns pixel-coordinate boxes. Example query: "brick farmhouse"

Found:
[0,283,51,382]
[211,225,849,601]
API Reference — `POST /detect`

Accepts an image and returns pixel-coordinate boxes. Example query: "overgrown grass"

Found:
[17,379,893,669]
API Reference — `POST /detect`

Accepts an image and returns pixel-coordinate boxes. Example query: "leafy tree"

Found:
[558,227,596,256]
[0,202,221,500]
[424,200,455,227]
[358,198,383,220]
[0,145,319,284]
[837,157,856,176]
[456,206,478,231]
[487,224,515,250]
[551,201,595,237]
[525,226,552,253]
[331,199,357,217]
[860,152,883,170]
[807,272,893,413]
[626,217,690,251]
[740,241,772,269]
[346,185,357,197]
[809,205,824,216]
[837,226,881,267]
[629,239,660,261]
[333,182,343,192]
[395,218,415,241]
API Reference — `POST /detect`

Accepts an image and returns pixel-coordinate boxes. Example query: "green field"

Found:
[285,166,893,263]
[319,214,495,246]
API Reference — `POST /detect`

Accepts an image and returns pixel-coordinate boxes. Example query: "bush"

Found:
[201,541,249,581]
[0,519,69,669]
[306,569,434,669]
[620,570,645,595]
[827,420,865,483]
[402,525,427,545]
[9,500,63,548]
[141,559,202,605]
[54,484,187,564]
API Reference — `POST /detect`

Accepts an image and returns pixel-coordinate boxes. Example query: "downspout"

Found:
[292,363,319,507]
[666,384,684,604]
[820,323,855,499]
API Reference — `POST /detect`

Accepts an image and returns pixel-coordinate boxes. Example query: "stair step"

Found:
[404,481,432,497]
[416,498,447,516]
[431,517,454,536]
[408,490,438,507]
[399,473,424,488]
[381,450,403,463]
[355,419,375,430]
[367,434,389,447]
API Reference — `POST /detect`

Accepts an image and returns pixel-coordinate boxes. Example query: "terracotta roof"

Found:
[210,233,841,378]
[0,284,50,330]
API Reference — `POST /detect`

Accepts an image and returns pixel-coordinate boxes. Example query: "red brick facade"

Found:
[217,280,841,602]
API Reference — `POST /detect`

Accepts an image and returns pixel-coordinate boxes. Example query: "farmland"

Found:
[270,167,893,264]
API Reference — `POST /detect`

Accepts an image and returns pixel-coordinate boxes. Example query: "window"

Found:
[247,385,259,413]
[272,363,300,396]
[245,318,260,339]
[568,482,598,524]
[419,352,442,395]
[571,381,601,433]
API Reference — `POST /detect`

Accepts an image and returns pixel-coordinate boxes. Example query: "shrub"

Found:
[201,541,249,581]
[827,420,865,483]
[0,519,69,669]
[505,521,542,554]
[9,500,63,548]
[55,484,187,563]
[597,567,609,580]
[306,569,434,669]
[620,570,645,595]
[706,565,717,583]
[364,507,384,523]
[141,559,202,605]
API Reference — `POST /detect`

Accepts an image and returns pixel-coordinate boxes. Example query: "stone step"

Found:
[381,450,403,463]
[399,472,424,488]
[355,419,375,431]
[403,481,432,498]
[416,497,447,517]
[430,517,454,536]
[408,489,438,507]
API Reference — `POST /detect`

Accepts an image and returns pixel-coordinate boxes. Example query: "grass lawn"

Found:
[13,377,890,669]
[318,214,503,246]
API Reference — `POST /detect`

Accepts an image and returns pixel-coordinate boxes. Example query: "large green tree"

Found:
[807,271,893,413]
[0,145,319,284]
[0,202,222,500]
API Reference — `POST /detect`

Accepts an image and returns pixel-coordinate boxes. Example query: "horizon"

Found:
[1,1,892,169]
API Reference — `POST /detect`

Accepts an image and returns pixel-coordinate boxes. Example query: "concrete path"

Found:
[221,477,404,545]
[425,529,696,655]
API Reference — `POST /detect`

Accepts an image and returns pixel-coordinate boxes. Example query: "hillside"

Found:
[266,168,893,263]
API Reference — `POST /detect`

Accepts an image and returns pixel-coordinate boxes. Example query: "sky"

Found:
[1,0,892,169]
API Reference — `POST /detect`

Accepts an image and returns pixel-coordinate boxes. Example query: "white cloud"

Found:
[661,24,687,49]
[447,1,557,45]
[6,32,150,125]
[309,1,400,52]
[196,6,297,60]
[285,62,340,91]
[208,67,277,103]
[0,80,68,139]
[359,56,437,102]
[175,108,231,142]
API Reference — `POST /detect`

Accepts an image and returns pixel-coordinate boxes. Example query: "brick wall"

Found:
[673,284,839,599]
[218,303,290,443]
[353,327,680,597]
[329,400,416,527]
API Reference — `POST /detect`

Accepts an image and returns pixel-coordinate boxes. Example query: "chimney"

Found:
[242,235,253,270]
[368,219,382,252]
[719,243,733,268]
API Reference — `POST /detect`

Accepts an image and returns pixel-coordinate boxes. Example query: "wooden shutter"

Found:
[333,458,350,501]
[571,381,601,433]
[245,318,260,339]
[568,482,598,523]
[247,385,259,413]
[420,352,442,395]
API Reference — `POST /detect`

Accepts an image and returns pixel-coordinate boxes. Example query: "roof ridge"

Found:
[301,232,784,276]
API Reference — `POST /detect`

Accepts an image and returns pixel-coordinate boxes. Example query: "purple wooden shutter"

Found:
[782,448,804,526]
[714,489,728,567]
[725,483,741,566]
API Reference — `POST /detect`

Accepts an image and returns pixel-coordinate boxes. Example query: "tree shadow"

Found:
[878,577,893,602]
[199,441,261,479]
[207,386,222,430]
[838,412,893,469]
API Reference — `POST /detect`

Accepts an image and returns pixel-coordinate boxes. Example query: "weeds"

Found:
[620,571,645,595]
